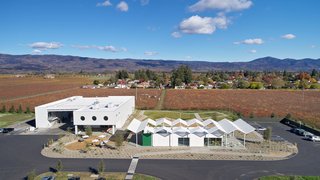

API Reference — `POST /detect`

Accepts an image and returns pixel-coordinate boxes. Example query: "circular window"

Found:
[92,116,97,121]
[80,116,85,121]
[104,116,108,121]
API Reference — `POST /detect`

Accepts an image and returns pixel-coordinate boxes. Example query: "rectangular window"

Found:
[204,138,222,146]
[178,137,190,146]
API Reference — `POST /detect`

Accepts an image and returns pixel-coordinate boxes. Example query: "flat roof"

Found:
[37,96,134,112]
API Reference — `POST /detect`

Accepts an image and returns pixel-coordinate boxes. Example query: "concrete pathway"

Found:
[194,113,203,120]
[125,156,139,180]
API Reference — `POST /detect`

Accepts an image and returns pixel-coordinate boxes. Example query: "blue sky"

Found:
[0,0,319,62]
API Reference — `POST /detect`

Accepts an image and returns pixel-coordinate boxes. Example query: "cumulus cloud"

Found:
[189,0,252,12]
[97,0,112,7]
[30,42,63,49]
[281,34,296,40]
[249,49,257,53]
[140,0,149,6]
[144,51,158,56]
[179,15,229,35]
[171,31,182,38]
[234,38,264,45]
[117,1,129,12]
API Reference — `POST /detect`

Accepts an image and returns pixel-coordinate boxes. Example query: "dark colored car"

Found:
[2,128,14,133]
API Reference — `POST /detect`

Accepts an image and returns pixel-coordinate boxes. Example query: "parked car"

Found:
[256,126,267,131]
[306,135,320,142]
[1,128,14,133]
[290,128,306,136]
[0,128,4,133]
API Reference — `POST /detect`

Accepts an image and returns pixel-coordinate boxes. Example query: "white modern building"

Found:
[127,118,255,147]
[35,96,135,134]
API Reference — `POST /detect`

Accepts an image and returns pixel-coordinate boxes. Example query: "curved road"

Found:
[0,122,319,179]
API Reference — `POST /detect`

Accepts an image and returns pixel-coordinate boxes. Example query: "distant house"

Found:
[44,74,55,79]
[136,81,151,88]
[15,74,26,78]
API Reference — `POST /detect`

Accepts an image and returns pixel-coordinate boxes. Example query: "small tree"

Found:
[56,160,63,172]
[115,133,124,150]
[270,112,275,118]
[0,105,6,113]
[85,126,92,136]
[25,106,31,114]
[17,104,23,114]
[26,169,36,180]
[263,127,272,141]
[249,112,254,118]
[97,160,105,175]
[9,105,15,113]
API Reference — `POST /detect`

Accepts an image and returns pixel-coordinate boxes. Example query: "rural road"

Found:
[0,122,320,180]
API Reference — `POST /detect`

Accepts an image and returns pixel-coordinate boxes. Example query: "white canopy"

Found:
[127,119,143,133]
[127,118,255,136]
[172,118,188,126]
[218,119,239,134]
[233,119,255,134]
[145,118,156,126]
[187,118,204,126]
[155,118,172,126]
[154,126,172,134]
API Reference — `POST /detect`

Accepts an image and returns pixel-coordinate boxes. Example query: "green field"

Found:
[0,113,34,127]
[36,172,157,180]
[143,110,238,120]
[260,176,320,180]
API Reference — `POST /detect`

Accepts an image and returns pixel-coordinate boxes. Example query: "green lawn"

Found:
[143,110,238,120]
[0,113,34,127]
[259,176,320,180]
[36,172,157,180]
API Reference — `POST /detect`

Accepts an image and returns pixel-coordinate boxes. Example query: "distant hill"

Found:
[0,54,319,73]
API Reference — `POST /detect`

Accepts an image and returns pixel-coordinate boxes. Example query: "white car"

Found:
[306,135,320,142]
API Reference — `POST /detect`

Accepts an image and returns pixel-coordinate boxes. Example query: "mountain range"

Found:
[0,54,319,73]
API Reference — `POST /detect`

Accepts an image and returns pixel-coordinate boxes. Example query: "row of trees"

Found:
[0,104,32,114]
[93,66,320,89]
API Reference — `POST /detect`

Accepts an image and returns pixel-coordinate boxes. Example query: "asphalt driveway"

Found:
[0,122,319,180]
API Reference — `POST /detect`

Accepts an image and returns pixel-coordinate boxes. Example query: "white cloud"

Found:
[185,55,193,60]
[144,51,158,56]
[30,42,63,49]
[72,45,126,52]
[249,49,257,53]
[171,31,182,38]
[32,49,42,54]
[234,38,264,45]
[311,45,316,49]
[97,46,118,52]
[71,45,92,49]
[179,15,215,34]
[189,0,252,12]
[140,0,149,6]
[179,15,229,35]
[281,34,296,40]
[117,1,129,12]
[97,0,112,7]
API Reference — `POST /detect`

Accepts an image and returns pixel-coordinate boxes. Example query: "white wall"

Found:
[152,133,170,146]
[189,134,204,147]
[35,106,50,128]
[73,111,116,126]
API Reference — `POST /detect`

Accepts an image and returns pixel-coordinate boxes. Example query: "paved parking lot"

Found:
[0,121,319,180]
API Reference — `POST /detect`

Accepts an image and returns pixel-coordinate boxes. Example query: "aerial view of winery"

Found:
[1,0,320,180]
